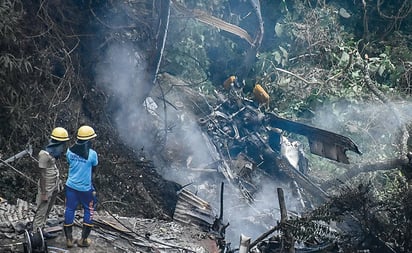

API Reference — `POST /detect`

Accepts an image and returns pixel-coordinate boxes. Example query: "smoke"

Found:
[94,40,307,246]
[95,42,155,151]
[223,178,302,246]
[96,43,144,99]
[92,4,325,249]
[311,100,412,161]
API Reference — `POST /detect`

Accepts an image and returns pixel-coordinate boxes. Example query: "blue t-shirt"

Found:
[66,148,98,191]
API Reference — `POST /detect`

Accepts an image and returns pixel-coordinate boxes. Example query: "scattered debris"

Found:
[0,197,220,253]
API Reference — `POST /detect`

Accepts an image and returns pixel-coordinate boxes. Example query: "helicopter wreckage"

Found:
[137,73,364,251]
[145,73,361,204]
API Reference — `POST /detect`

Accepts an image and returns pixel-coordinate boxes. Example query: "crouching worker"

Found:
[63,125,98,248]
[33,127,69,238]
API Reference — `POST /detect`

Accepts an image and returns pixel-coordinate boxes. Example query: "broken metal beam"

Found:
[265,112,361,164]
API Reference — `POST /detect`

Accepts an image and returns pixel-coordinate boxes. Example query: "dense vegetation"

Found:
[1,0,412,251]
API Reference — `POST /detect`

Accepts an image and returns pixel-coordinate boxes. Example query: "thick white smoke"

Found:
[311,100,412,162]
[94,41,307,246]
[95,42,156,151]
[91,3,370,249]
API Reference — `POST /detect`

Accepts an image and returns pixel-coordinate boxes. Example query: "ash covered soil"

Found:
[0,199,219,253]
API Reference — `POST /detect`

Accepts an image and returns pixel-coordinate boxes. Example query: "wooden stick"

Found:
[278,188,295,253]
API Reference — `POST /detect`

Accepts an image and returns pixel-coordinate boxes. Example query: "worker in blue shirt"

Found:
[63,125,98,248]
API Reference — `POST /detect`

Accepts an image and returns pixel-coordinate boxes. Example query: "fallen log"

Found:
[275,153,329,203]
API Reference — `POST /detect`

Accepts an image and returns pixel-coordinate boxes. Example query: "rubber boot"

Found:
[77,225,92,247]
[63,225,74,248]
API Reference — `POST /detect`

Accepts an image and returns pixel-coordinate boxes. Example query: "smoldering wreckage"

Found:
[3,71,398,253]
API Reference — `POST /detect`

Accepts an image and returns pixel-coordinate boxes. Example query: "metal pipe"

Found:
[0,145,32,167]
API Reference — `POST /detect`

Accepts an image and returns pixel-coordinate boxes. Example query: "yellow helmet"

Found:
[77,125,97,140]
[50,127,70,141]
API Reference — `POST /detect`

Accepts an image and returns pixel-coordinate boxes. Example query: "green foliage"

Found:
[372,170,407,201]
[164,29,211,86]
[251,0,412,183]
[367,53,396,83]
[164,6,248,92]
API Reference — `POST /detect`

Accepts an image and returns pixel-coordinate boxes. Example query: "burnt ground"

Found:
[0,198,219,253]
